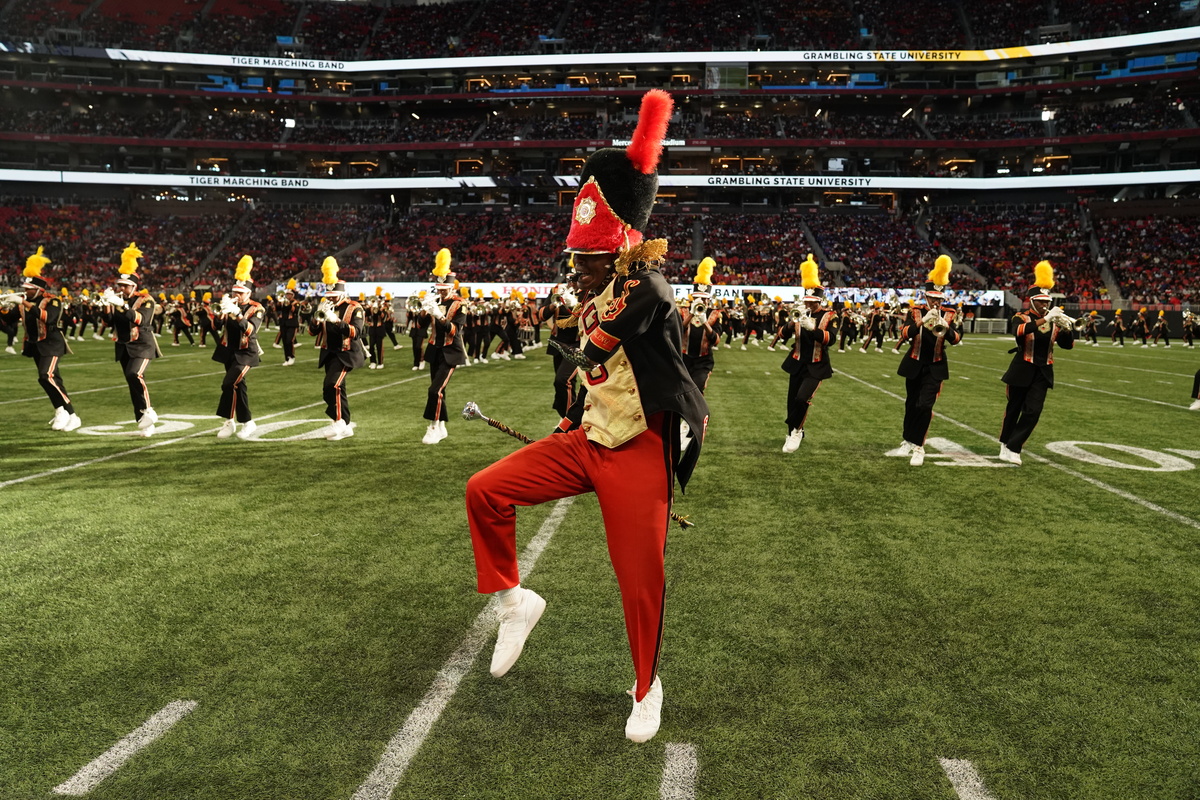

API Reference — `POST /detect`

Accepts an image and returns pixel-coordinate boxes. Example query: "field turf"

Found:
[1,332,1198,799]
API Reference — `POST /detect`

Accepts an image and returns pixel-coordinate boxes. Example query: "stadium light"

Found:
[902,108,913,118]
[284,118,295,128]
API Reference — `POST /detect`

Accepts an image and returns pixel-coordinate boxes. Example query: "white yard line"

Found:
[952,359,1190,409]
[352,497,576,800]
[835,368,1200,531]
[0,352,194,374]
[660,743,699,800]
[0,370,224,406]
[1065,358,1194,378]
[939,758,997,800]
[52,700,198,796]
[0,375,424,490]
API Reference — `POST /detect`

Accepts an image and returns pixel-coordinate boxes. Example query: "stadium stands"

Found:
[1096,215,1200,306]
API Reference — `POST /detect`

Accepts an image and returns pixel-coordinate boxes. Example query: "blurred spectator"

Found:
[1096,215,1199,305]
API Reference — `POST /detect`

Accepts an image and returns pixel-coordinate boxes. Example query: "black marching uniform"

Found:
[311,298,367,424]
[781,308,836,433]
[108,291,160,425]
[276,295,301,362]
[23,293,77,418]
[680,306,721,394]
[896,305,961,447]
[544,296,581,415]
[423,294,467,422]
[999,306,1074,455]
[213,298,265,424]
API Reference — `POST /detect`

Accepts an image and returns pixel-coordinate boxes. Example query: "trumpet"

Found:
[314,298,340,323]
[1043,306,1078,330]
[789,305,810,323]
[689,297,708,318]
[0,291,24,309]
[406,294,422,313]
[922,308,948,334]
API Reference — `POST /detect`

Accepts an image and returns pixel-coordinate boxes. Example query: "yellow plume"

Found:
[527,291,537,300]
[1033,260,1054,291]
[490,291,500,299]
[61,287,69,297]
[286,278,298,291]
[203,292,212,302]
[460,286,470,299]
[374,286,383,296]
[189,290,196,300]
[235,254,254,283]
[24,246,50,278]
[385,293,392,301]
[120,243,142,276]
[433,248,452,279]
[476,289,483,297]
[695,257,715,286]
[321,256,339,286]
[928,254,952,287]
[800,254,820,290]
[82,289,90,297]
[419,290,427,299]
[358,292,365,302]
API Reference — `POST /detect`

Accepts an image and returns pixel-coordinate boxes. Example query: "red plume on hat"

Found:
[566,89,673,257]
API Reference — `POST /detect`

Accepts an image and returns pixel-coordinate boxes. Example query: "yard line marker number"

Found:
[52,700,197,796]
[939,758,997,800]
[660,743,699,800]
[352,497,575,800]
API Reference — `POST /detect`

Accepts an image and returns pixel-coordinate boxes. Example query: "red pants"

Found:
[466,414,672,701]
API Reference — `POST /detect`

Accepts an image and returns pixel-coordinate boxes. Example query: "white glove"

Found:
[422,295,445,321]
[102,288,126,309]
[321,304,341,323]
[218,295,241,316]
[800,316,816,331]
[1044,306,1071,328]
[559,287,577,307]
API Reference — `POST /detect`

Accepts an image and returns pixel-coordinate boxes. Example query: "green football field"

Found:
[1,331,1198,800]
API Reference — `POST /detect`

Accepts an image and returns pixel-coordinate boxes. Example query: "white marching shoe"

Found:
[782,428,804,453]
[138,408,158,430]
[50,407,70,430]
[433,420,449,442]
[62,413,81,432]
[884,441,914,457]
[998,444,1022,465]
[4,345,16,354]
[490,587,546,678]
[909,446,926,466]
[1190,399,1200,410]
[326,419,354,441]
[421,422,440,444]
[625,677,663,743]
[236,420,257,440]
[411,365,420,371]
[217,419,237,439]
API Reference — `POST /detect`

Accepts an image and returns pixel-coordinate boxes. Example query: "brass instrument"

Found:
[689,297,708,318]
[314,298,340,323]
[789,305,808,323]
[1043,306,1079,330]
[0,291,24,309]
[921,307,948,335]
[406,294,422,313]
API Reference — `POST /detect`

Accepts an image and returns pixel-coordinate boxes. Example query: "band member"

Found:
[213,256,265,441]
[859,302,885,353]
[781,256,836,453]
[1151,310,1171,348]
[1190,369,1200,410]
[1183,310,1197,349]
[1133,307,1150,347]
[680,258,721,394]
[309,257,366,441]
[168,293,194,346]
[1108,309,1126,346]
[1082,310,1100,346]
[837,302,860,353]
[367,286,388,369]
[1,296,20,354]
[998,262,1076,465]
[467,90,708,743]
[193,291,214,348]
[19,247,80,431]
[420,249,467,444]
[105,243,160,436]
[542,275,581,417]
[887,255,961,466]
[384,293,400,350]
[406,292,429,370]
[276,280,301,366]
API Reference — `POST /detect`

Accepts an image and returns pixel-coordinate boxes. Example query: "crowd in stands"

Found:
[808,212,944,289]
[288,119,398,146]
[607,117,696,141]
[1096,215,1200,306]
[695,214,811,285]
[857,0,967,49]
[825,111,924,140]
[3,0,1190,58]
[928,205,1102,300]
[477,116,526,141]
[925,115,1048,141]
[395,116,481,144]
[703,113,780,139]
[1053,99,1194,136]
[0,108,175,138]
[524,115,603,140]
[173,110,283,143]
